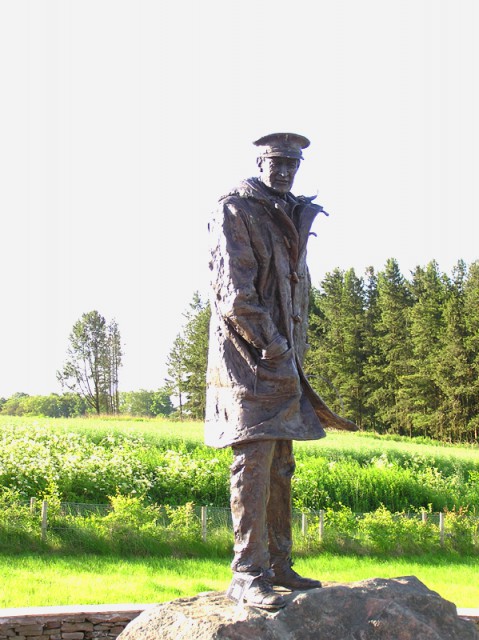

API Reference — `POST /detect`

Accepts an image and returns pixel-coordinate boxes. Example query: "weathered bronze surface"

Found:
[205,133,357,608]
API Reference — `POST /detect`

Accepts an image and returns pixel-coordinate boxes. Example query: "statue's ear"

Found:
[256,157,263,171]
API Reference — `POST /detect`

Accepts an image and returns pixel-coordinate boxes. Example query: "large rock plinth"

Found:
[118,575,478,640]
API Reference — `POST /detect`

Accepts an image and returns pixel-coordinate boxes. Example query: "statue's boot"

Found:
[271,563,322,590]
[240,573,286,610]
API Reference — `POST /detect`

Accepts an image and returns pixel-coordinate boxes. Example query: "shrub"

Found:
[357,505,400,553]
[443,508,478,555]
[164,502,201,542]
[321,505,359,552]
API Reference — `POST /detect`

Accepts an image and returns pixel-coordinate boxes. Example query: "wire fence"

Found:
[2,500,478,552]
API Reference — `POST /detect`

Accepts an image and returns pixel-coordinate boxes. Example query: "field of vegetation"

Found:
[1,415,478,512]
[0,415,478,607]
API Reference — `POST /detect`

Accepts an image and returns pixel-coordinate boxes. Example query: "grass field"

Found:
[1,416,478,609]
[0,552,477,609]
[2,414,478,458]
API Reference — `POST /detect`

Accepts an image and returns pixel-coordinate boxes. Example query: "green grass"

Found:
[0,415,205,447]
[296,554,479,609]
[0,552,477,609]
[0,553,231,608]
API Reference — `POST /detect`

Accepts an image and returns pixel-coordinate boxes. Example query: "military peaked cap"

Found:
[253,132,310,160]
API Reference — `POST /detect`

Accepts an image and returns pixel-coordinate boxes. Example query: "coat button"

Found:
[292,314,302,323]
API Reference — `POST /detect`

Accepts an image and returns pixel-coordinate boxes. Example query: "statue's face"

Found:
[259,157,300,194]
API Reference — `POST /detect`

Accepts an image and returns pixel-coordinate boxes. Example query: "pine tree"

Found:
[165,293,211,420]
[340,269,367,426]
[305,269,366,426]
[404,261,447,437]
[366,258,413,434]
[464,261,479,440]
[165,334,188,420]
[182,293,211,419]
[305,270,346,413]
[362,266,381,429]
[434,261,472,441]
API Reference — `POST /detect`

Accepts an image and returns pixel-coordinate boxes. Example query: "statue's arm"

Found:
[210,202,288,358]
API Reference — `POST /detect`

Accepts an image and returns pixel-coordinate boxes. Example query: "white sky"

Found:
[0,0,478,398]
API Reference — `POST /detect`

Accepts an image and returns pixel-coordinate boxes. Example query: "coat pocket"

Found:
[254,348,301,397]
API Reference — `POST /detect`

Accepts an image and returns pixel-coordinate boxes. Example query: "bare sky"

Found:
[0,0,477,398]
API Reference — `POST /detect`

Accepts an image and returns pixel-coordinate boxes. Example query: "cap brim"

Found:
[260,150,303,160]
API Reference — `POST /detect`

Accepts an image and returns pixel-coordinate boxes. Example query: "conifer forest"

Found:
[304,258,479,443]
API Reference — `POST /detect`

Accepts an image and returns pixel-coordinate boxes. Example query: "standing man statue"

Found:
[205,133,357,610]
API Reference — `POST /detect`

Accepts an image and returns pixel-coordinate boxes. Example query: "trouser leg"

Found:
[230,440,275,573]
[267,440,295,571]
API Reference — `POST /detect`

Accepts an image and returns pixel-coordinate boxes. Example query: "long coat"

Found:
[205,177,357,449]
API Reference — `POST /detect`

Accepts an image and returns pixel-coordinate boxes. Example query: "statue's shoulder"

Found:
[214,179,266,222]
[218,178,261,205]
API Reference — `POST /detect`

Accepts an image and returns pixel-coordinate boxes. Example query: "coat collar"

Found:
[221,177,311,207]
[220,177,327,220]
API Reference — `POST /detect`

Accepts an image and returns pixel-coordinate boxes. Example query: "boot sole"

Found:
[272,582,322,590]
[243,600,286,610]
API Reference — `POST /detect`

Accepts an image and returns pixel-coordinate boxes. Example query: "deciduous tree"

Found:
[57,311,123,414]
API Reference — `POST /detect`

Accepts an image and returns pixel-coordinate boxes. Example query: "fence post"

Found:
[319,509,325,541]
[301,513,308,536]
[439,512,445,546]
[201,506,207,542]
[41,500,48,542]
[30,497,36,514]
[421,510,427,524]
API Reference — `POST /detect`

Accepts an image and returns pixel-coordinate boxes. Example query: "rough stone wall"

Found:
[0,605,150,640]
[0,603,477,639]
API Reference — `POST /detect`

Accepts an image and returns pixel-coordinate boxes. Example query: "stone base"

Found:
[118,575,478,640]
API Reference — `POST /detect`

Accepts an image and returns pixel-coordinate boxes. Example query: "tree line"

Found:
[1,259,478,442]
[0,389,173,418]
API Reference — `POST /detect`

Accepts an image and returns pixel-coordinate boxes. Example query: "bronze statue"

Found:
[205,133,357,610]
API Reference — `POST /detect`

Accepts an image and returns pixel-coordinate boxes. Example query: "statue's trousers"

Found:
[230,439,295,573]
